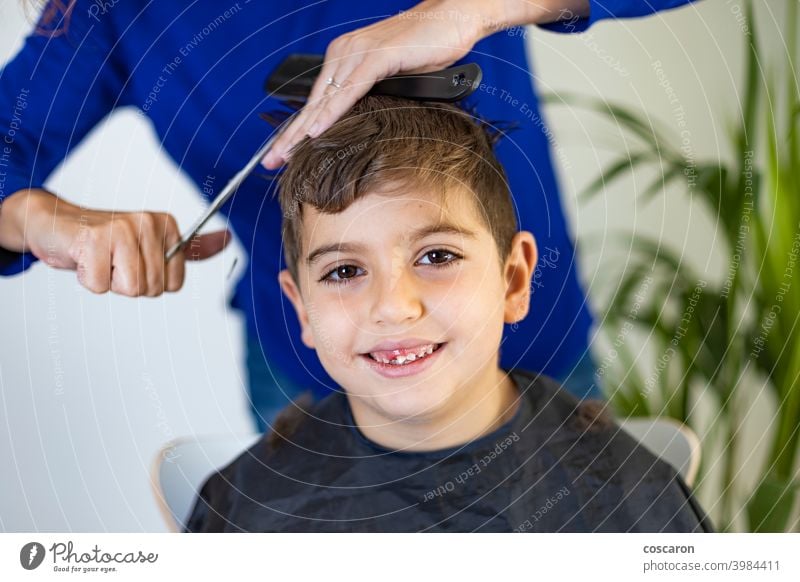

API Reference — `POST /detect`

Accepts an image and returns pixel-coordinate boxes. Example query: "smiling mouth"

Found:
[363,343,445,366]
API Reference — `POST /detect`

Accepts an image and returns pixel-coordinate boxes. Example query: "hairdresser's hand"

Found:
[0,188,231,297]
[261,0,486,169]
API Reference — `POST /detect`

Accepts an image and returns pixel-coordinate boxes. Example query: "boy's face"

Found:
[278,184,537,424]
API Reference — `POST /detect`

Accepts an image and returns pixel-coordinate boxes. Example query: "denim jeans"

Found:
[245,335,604,433]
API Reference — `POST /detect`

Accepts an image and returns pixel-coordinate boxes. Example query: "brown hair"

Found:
[275,95,519,286]
[264,391,315,450]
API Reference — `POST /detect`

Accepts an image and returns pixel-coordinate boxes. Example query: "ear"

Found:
[503,231,538,324]
[278,269,316,349]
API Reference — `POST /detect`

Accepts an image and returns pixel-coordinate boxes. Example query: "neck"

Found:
[349,365,521,452]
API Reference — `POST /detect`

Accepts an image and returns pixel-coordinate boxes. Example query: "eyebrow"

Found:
[305,222,479,267]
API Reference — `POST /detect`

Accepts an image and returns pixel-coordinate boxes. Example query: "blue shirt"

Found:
[0,0,695,395]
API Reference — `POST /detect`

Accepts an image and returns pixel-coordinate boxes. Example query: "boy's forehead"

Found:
[299,187,489,262]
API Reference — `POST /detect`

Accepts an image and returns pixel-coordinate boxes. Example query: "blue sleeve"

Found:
[538,0,698,34]
[0,0,126,276]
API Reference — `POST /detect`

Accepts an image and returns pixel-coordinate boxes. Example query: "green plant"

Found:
[544,0,799,532]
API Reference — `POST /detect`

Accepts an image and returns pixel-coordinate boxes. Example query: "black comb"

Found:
[265,53,481,103]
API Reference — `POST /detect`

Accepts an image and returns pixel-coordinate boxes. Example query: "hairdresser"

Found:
[0,1,696,431]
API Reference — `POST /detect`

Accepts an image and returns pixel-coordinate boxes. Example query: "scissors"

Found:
[165,54,482,261]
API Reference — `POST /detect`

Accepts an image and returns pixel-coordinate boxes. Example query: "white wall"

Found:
[0,0,791,531]
[0,2,253,532]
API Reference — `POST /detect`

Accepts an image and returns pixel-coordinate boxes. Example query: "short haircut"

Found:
[276,95,518,285]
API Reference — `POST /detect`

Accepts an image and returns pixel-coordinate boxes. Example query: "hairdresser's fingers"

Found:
[300,36,372,121]
[262,60,372,170]
[262,33,375,169]
[47,203,193,297]
[307,43,348,109]
[261,45,354,169]
[183,229,232,261]
[110,228,148,297]
[274,53,365,165]
[261,56,343,169]
[135,212,167,297]
[73,232,113,295]
[300,55,455,146]
[298,59,383,142]
[267,99,325,166]
[165,246,186,293]
[294,49,376,135]
[162,214,185,292]
[281,65,363,161]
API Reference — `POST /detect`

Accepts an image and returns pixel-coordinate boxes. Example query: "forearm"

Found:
[494,0,590,27]
[0,188,57,253]
[434,0,590,40]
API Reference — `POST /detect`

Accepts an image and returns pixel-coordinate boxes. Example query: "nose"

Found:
[370,265,424,326]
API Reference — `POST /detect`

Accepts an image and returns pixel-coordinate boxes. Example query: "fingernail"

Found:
[308,122,321,137]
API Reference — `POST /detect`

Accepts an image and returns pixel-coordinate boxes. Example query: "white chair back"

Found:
[620,417,701,486]
[152,434,260,532]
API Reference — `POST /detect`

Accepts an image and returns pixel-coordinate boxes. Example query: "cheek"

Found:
[307,294,359,357]
[445,277,506,352]
[428,265,504,318]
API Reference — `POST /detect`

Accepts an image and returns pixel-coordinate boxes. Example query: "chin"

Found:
[369,383,454,423]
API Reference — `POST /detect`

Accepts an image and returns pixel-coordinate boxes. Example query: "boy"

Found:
[185,96,713,532]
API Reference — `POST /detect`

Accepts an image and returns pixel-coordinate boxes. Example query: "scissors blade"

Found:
[165,133,279,261]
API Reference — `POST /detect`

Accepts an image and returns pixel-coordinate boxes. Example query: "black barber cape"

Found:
[185,368,714,532]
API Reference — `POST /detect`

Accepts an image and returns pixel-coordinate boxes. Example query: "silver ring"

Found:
[326,76,342,89]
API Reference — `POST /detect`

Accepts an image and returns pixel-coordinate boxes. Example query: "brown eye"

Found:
[320,264,365,285]
[335,265,358,278]
[418,249,461,266]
